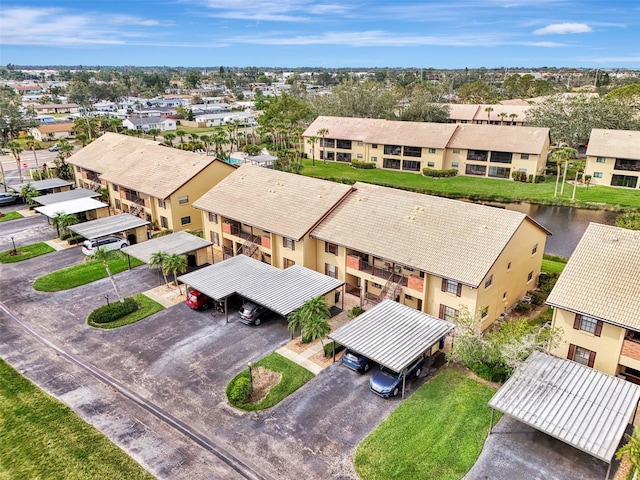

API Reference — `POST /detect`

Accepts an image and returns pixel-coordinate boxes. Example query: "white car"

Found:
[81,236,129,256]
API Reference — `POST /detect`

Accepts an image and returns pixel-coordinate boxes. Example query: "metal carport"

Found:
[9,178,74,194]
[329,299,455,398]
[33,188,100,206]
[121,231,213,268]
[488,351,640,479]
[68,213,150,244]
[177,255,344,322]
[34,197,109,218]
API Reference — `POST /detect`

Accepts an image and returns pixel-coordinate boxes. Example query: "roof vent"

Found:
[612,236,619,242]
[406,215,415,221]
[481,224,488,229]
[268,188,275,193]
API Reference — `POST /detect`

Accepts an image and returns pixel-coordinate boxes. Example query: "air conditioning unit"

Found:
[521,295,532,304]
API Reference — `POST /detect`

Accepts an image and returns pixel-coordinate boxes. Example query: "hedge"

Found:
[351,160,377,170]
[422,168,458,178]
[88,297,138,324]
[323,341,346,357]
[228,377,252,403]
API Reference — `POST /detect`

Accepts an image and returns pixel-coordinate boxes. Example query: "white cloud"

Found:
[200,0,352,22]
[533,22,592,35]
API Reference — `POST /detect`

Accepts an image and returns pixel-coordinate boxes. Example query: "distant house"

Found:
[444,104,529,126]
[30,122,76,142]
[122,116,176,132]
[31,103,80,115]
[584,129,640,189]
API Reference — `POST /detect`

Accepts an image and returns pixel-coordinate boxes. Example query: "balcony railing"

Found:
[622,338,640,363]
[346,255,407,286]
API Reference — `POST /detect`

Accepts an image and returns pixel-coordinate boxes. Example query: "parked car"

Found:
[48,144,59,152]
[238,301,267,325]
[186,289,214,310]
[0,192,20,206]
[369,356,425,398]
[81,236,128,255]
[342,349,373,372]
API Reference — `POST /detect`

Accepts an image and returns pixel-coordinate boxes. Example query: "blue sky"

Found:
[0,0,638,68]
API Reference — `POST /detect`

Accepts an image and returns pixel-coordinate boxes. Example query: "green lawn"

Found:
[33,255,144,292]
[226,352,314,411]
[0,242,55,263]
[88,293,165,329]
[0,211,24,222]
[354,368,499,480]
[300,160,640,209]
[0,359,154,480]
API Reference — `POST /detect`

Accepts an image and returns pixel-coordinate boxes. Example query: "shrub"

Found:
[512,301,532,314]
[528,290,546,306]
[88,297,138,324]
[323,341,345,357]
[422,168,458,178]
[348,305,364,319]
[151,229,174,238]
[538,272,560,294]
[535,175,546,183]
[228,376,252,404]
[66,235,84,245]
[470,362,509,383]
[351,160,376,169]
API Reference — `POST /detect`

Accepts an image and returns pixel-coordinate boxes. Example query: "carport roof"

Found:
[177,255,344,317]
[9,178,74,192]
[68,213,150,239]
[329,300,455,373]
[489,351,640,463]
[33,188,100,206]
[121,231,212,263]
[34,197,108,218]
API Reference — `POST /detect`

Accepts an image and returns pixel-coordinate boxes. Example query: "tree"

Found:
[550,147,578,197]
[51,212,78,238]
[312,79,400,120]
[287,296,330,343]
[162,132,176,146]
[25,136,40,168]
[0,86,37,143]
[317,128,329,164]
[75,133,88,147]
[457,80,498,103]
[400,101,450,123]
[616,426,640,479]
[301,315,331,350]
[6,140,23,183]
[605,83,640,104]
[484,106,494,123]
[498,112,508,125]
[73,116,100,140]
[306,136,318,167]
[175,129,187,146]
[19,183,39,208]
[83,248,124,302]
[149,251,170,285]
[616,212,640,230]
[164,253,187,293]
[147,128,161,141]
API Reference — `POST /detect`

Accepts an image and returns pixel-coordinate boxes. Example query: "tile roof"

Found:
[193,164,354,240]
[303,116,458,149]
[586,129,640,160]
[446,123,549,154]
[312,182,545,287]
[546,223,640,330]
[35,122,75,133]
[67,133,227,199]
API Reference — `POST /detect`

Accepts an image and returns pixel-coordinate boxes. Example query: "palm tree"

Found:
[175,129,187,146]
[163,132,176,147]
[20,183,39,208]
[84,248,124,302]
[7,140,23,183]
[188,133,200,150]
[211,130,228,159]
[76,133,88,147]
[288,296,330,342]
[164,253,187,293]
[200,134,212,155]
[508,113,518,125]
[148,128,161,141]
[51,212,78,237]
[484,106,494,124]
[301,315,331,350]
[25,136,40,168]
[317,128,329,164]
[551,147,578,197]
[498,112,507,125]
[616,427,640,478]
[306,136,318,167]
[149,251,170,285]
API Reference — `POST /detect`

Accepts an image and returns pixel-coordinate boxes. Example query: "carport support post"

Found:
[127,254,131,270]
[402,372,406,399]
[605,461,612,480]
[489,408,495,434]
[224,297,228,323]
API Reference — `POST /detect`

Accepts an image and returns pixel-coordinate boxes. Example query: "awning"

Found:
[33,188,100,206]
[68,213,150,239]
[8,178,74,192]
[329,299,455,373]
[121,231,212,264]
[178,255,344,317]
[489,351,640,463]
[34,197,108,218]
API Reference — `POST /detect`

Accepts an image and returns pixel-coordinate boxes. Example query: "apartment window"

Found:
[403,160,421,171]
[283,237,295,250]
[596,157,606,163]
[428,148,436,154]
[158,199,166,209]
[384,145,402,156]
[336,139,352,150]
[452,149,460,154]
[521,153,529,160]
[180,216,191,225]
[439,305,459,322]
[76,166,81,173]
[490,151,513,164]
[321,138,335,148]
[531,243,538,255]
[488,166,511,179]
[160,216,169,229]
[527,271,533,282]
[371,282,382,289]
[283,258,295,269]
[325,264,338,279]
[485,275,493,288]
[593,172,603,178]
[179,195,189,205]
[383,158,401,170]
[427,162,435,167]
[573,314,603,336]
[404,146,422,157]
[115,199,121,210]
[441,278,462,296]
[465,164,487,176]
[357,141,363,146]
[357,154,363,159]
[372,144,378,149]
[568,344,596,367]
[211,231,219,246]
[325,242,338,255]
[452,162,459,168]
[371,156,377,162]
[480,306,488,318]
[503,291,507,299]
[112,183,119,192]
[208,212,218,223]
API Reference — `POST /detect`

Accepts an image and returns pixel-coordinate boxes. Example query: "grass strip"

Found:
[354,367,499,480]
[0,242,55,263]
[300,160,640,210]
[88,294,164,329]
[541,253,568,274]
[33,256,144,292]
[0,211,24,222]
[226,352,314,411]
[0,359,154,480]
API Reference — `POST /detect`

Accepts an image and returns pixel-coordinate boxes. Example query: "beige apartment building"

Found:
[584,129,640,189]
[195,166,549,331]
[547,223,640,380]
[303,116,550,181]
[67,133,236,232]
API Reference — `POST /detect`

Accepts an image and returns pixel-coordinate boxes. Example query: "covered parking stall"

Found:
[9,178,74,195]
[329,299,455,399]
[32,188,100,206]
[121,231,213,270]
[177,254,344,323]
[68,213,150,246]
[34,197,109,227]
[488,351,640,480]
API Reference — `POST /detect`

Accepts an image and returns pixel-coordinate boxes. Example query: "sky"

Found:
[0,0,638,69]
